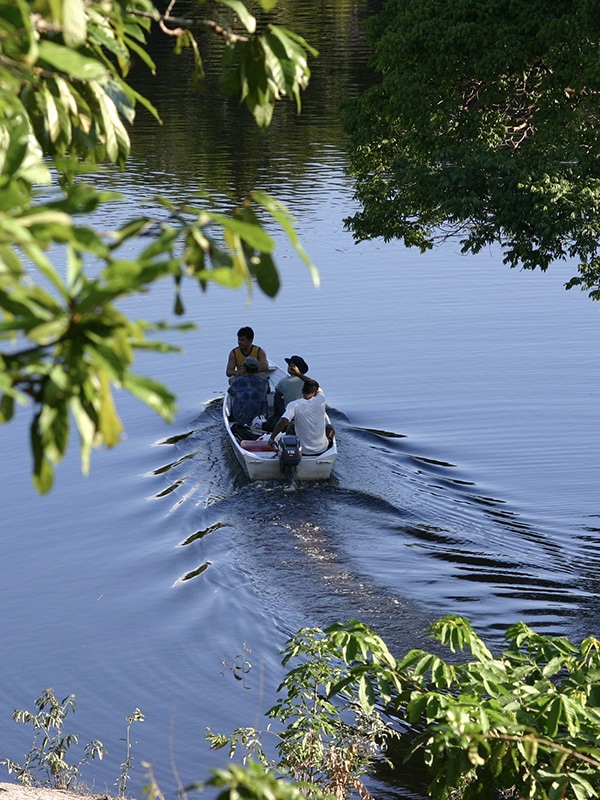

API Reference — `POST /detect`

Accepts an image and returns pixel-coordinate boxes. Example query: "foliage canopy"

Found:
[6,617,600,799]
[0,0,317,491]
[208,616,600,800]
[344,0,600,299]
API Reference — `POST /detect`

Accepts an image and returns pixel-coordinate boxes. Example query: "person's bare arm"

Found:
[288,363,310,382]
[269,415,290,444]
[226,349,238,377]
[257,347,269,372]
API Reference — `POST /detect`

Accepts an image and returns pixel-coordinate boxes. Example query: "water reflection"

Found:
[121,2,375,203]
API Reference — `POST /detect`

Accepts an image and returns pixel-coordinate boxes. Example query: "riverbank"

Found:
[0,783,117,800]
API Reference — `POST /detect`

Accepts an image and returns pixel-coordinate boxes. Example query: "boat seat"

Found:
[241,439,274,452]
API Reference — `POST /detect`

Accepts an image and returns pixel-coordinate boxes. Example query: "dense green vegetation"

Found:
[344,0,600,300]
[6,619,600,800]
[202,617,600,800]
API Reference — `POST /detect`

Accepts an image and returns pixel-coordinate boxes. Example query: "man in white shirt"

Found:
[269,379,329,455]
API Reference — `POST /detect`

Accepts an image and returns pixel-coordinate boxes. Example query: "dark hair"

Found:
[237,326,254,340]
[302,379,319,395]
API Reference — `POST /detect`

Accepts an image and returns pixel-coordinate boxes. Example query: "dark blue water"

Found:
[2,6,600,798]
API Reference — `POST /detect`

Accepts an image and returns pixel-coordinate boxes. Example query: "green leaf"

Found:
[207,212,275,252]
[39,402,70,460]
[252,191,319,285]
[122,373,176,422]
[41,86,61,143]
[17,230,70,299]
[0,243,23,276]
[260,36,287,96]
[38,41,109,81]
[29,319,70,345]
[84,337,129,380]
[568,772,597,800]
[517,736,539,765]
[272,25,319,58]
[70,396,95,476]
[197,265,244,289]
[89,82,130,164]
[0,0,38,63]
[62,0,87,48]
[98,371,123,447]
[0,393,15,422]
[357,675,376,714]
[31,415,54,493]
[219,0,256,34]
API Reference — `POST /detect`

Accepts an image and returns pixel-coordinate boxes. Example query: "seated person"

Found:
[274,355,310,416]
[228,357,268,426]
[226,326,269,379]
[269,379,329,456]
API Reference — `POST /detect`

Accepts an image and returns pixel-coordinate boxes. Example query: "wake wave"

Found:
[148,400,590,649]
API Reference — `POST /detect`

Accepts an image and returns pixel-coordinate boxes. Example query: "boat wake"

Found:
[146,399,589,651]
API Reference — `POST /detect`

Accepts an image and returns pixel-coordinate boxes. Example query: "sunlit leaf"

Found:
[252,191,319,285]
[38,402,69,460]
[62,0,87,48]
[219,0,256,34]
[122,373,176,422]
[0,243,23,276]
[70,396,95,475]
[207,212,275,252]
[357,675,376,714]
[260,37,286,95]
[89,82,129,164]
[98,371,123,447]
[271,25,319,58]
[196,265,245,289]
[38,41,109,81]
[19,239,70,299]
[29,319,70,345]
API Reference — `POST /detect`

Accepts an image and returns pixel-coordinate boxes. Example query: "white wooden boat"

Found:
[223,363,337,481]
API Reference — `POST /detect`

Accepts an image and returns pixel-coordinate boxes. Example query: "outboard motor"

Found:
[278,434,302,480]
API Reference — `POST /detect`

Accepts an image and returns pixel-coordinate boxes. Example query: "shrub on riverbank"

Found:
[5,617,600,800]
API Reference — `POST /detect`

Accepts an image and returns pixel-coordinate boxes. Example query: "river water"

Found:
[1,3,599,799]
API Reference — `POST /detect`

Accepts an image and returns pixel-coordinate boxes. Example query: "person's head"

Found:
[243,356,259,373]
[302,379,319,398]
[285,355,309,375]
[237,326,254,348]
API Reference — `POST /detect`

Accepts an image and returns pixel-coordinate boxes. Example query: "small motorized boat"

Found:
[223,363,337,481]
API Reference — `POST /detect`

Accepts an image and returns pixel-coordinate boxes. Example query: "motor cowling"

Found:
[278,435,302,469]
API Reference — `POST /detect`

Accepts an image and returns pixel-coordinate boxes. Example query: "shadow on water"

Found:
[147,399,587,654]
